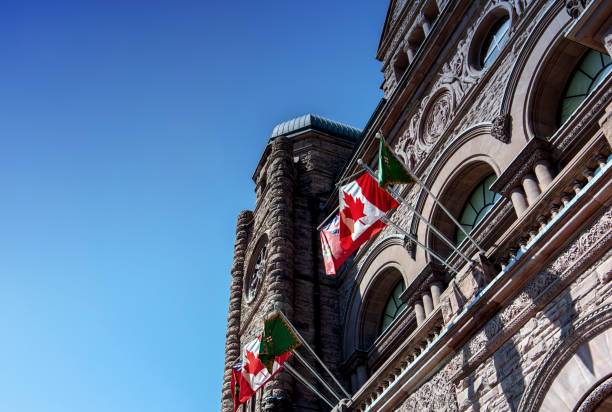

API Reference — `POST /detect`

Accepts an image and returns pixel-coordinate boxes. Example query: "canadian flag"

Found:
[339,172,398,251]
[233,336,291,409]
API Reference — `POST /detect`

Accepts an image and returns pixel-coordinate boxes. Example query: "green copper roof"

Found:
[270,114,361,141]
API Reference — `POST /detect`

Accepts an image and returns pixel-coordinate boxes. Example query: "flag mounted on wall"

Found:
[320,214,362,276]
[339,172,399,252]
[232,336,291,410]
[378,137,415,189]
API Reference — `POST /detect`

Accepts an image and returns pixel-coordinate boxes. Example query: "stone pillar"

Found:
[356,365,369,388]
[423,292,434,316]
[422,18,431,36]
[430,281,443,307]
[604,28,612,56]
[534,160,554,189]
[414,300,425,325]
[261,136,296,411]
[510,187,529,216]
[599,101,612,148]
[221,210,253,412]
[406,47,416,63]
[351,372,359,394]
[522,174,541,205]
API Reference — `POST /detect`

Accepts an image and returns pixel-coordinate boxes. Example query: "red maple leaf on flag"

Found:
[342,192,366,224]
[244,350,266,376]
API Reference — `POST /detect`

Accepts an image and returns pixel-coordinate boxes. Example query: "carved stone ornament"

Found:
[565,0,586,18]
[245,243,267,303]
[491,113,512,143]
[422,90,454,146]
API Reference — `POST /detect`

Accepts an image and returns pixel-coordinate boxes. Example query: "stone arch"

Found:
[406,124,504,263]
[519,303,612,412]
[342,235,415,359]
[501,1,573,141]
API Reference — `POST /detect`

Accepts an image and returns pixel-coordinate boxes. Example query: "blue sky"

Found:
[0,1,386,410]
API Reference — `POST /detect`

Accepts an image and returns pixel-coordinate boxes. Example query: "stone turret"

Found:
[221,114,360,411]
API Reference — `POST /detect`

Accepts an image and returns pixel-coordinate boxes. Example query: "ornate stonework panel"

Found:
[421,90,454,146]
[449,205,612,383]
[397,363,459,412]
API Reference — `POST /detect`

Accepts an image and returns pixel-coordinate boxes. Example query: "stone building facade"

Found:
[222,0,612,411]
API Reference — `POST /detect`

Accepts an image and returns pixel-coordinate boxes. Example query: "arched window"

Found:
[480,15,510,68]
[456,174,500,245]
[379,279,407,334]
[559,49,612,125]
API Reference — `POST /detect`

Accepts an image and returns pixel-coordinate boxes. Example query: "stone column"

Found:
[423,292,434,316]
[406,47,416,63]
[599,100,612,148]
[534,160,554,189]
[421,18,431,36]
[356,365,369,388]
[604,28,612,56]
[510,187,529,216]
[221,210,253,412]
[261,136,296,411]
[430,281,443,307]
[351,372,359,394]
[414,300,425,325]
[522,174,541,205]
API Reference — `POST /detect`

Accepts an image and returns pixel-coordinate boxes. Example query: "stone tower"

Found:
[221,114,361,411]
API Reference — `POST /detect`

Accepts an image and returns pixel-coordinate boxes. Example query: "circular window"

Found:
[379,279,408,334]
[456,174,500,245]
[245,243,267,303]
[558,49,612,125]
[480,16,510,69]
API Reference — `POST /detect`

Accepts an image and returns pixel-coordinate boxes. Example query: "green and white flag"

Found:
[258,313,301,374]
[378,137,415,189]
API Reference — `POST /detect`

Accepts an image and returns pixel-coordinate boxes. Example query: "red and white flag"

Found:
[339,172,398,251]
[320,214,362,276]
[234,336,291,408]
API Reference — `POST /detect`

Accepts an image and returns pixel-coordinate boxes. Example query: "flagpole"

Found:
[358,160,474,266]
[283,362,335,408]
[278,311,352,399]
[376,133,486,254]
[316,206,339,232]
[292,349,342,402]
[380,216,459,274]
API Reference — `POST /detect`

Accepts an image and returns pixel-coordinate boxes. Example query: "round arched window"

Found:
[480,16,510,69]
[245,243,267,303]
[456,174,500,245]
[380,280,407,334]
[559,49,612,125]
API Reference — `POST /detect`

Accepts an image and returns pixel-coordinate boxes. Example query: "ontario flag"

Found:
[232,336,291,410]
[339,172,399,251]
[320,214,362,276]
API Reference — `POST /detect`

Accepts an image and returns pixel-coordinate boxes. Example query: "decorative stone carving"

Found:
[576,376,612,412]
[398,363,458,411]
[451,206,612,384]
[491,113,512,143]
[565,0,586,18]
[439,39,479,103]
[421,90,454,146]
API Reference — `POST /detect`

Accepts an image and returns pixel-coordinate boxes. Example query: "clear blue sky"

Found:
[0,1,386,410]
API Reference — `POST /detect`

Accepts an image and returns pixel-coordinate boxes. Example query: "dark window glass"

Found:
[456,174,500,245]
[380,280,408,334]
[559,50,612,125]
[480,16,510,68]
